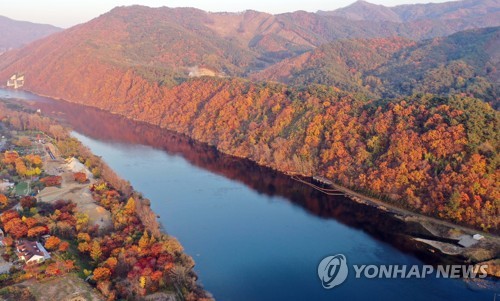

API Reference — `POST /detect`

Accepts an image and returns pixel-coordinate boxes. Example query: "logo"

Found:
[317,253,489,290]
[318,254,348,289]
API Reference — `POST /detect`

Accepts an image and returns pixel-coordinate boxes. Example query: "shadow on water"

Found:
[13,95,461,266]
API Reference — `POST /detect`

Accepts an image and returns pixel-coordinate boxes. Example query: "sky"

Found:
[1,0,451,28]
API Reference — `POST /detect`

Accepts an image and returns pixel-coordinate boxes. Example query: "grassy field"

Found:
[14,182,29,196]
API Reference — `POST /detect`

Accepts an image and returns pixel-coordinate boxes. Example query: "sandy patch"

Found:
[38,154,112,232]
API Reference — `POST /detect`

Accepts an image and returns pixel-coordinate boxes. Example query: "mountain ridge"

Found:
[320,0,500,24]
[1,1,498,88]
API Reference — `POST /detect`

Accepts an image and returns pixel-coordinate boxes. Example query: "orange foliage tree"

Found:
[93,267,111,282]
[45,236,61,250]
[0,194,8,208]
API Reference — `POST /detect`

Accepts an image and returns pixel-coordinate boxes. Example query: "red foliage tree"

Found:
[1,210,19,224]
[20,196,37,209]
[45,263,61,276]
[5,219,28,239]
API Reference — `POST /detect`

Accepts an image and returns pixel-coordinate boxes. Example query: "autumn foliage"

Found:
[54,76,495,230]
[0,111,213,299]
[77,183,200,299]
[20,196,37,209]
[44,236,61,250]
[0,194,8,208]
[93,267,111,282]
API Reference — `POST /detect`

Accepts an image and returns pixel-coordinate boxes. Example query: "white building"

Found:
[6,74,25,89]
[16,241,51,264]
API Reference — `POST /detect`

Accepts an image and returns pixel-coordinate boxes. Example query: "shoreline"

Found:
[8,87,492,234]
[295,175,500,276]
[2,88,499,276]
[68,116,500,277]
[62,135,211,298]
[0,100,212,300]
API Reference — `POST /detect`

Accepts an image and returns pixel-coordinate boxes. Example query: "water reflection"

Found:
[19,96,452,265]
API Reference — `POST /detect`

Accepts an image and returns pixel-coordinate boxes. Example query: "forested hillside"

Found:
[0,1,498,230]
[255,27,500,107]
[6,75,499,230]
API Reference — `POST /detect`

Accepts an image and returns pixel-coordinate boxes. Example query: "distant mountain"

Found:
[393,0,500,22]
[369,27,499,103]
[1,2,498,90]
[254,27,500,107]
[0,16,61,53]
[320,0,403,22]
[320,0,500,26]
[252,37,415,95]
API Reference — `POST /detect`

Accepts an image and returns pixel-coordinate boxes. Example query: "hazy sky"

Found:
[1,0,451,28]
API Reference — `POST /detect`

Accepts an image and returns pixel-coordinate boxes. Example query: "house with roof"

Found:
[16,240,51,264]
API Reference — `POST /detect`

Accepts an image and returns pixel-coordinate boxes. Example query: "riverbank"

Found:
[3,91,499,276]
[19,88,500,230]
[57,136,212,300]
[0,101,212,300]
[2,92,498,300]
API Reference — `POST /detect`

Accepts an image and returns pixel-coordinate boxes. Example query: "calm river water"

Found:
[1,88,497,300]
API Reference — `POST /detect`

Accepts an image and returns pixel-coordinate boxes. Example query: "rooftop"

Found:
[16,240,50,261]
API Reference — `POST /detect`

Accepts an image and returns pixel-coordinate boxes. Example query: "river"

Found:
[0,88,497,300]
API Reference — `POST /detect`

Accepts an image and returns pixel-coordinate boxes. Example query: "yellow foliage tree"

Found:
[90,240,102,262]
[78,241,90,253]
[138,230,149,249]
[76,213,90,232]
[77,232,91,242]
[163,237,183,254]
[124,197,135,215]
